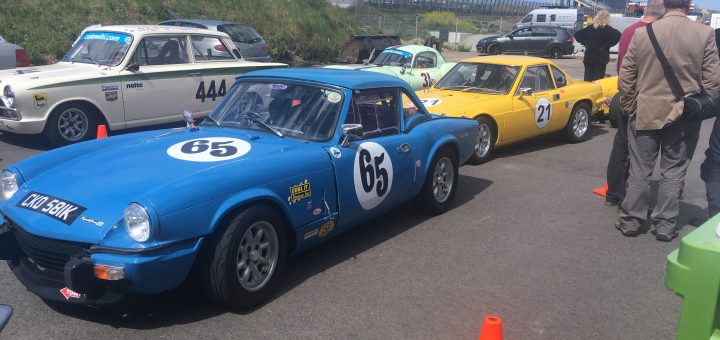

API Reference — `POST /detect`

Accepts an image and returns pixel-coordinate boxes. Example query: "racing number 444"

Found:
[196,79,228,102]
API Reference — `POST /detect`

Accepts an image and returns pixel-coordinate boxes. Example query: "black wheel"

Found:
[44,103,98,147]
[564,102,591,143]
[417,147,459,215]
[548,46,563,59]
[206,205,287,310]
[467,116,496,165]
[608,93,621,128]
[487,43,502,55]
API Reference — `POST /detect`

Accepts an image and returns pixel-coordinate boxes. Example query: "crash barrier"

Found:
[592,182,608,198]
[665,213,720,339]
[337,35,401,64]
[97,124,108,139]
[479,315,503,340]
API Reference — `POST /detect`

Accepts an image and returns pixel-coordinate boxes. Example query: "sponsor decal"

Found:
[80,216,104,227]
[318,220,335,238]
[353,142,393,210]
[416,160,421,168]
[534,98,552,129]
[327,92,342,103]
[81,32,132,44]
[60,287,81,300]
[105,91,118,102]
[33,93,48,109]
[304,229,319,240]
[420,98,442,108]
[271,84,287,90]
[16,192,87,225]
[329,147,341,159]
[101,84,119,92]
[125,82,144,90]
[167,137,251,162]
[313,208,322,216]
[288,180,311,205]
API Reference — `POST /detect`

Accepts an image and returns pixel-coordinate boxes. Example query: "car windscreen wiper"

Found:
[82,56,102,67]
[244,112,283,138]
[203,115,222,128]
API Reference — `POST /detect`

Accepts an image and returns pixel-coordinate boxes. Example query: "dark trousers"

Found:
[583,62,607,81]
[606,111,629,203]
[701,118,720,219]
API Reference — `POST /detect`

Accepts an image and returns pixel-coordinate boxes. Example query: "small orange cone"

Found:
[592,182,608,198]
[96,124,108,139]
[479,315,503,340]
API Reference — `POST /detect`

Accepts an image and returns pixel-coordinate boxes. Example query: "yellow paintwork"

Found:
[416,56,611,148]
[595,76,620,116]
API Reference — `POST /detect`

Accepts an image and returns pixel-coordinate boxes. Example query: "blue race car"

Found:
[0,69,478,309]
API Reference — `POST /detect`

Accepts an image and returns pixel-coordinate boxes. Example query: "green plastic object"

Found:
[666,213,720,340]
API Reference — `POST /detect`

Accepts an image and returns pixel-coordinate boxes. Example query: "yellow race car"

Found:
[416,56,614,164]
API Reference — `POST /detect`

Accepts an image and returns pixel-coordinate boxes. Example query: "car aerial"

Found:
[0,68,478,309]
[0,25,286,146]
[158,19,271,62]
[416,55,612,164]
[0,34,30,70]
[324,45,456,91]
[476,26,575,59]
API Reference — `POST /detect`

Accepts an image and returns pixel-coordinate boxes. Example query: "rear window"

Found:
[218,24,262,44]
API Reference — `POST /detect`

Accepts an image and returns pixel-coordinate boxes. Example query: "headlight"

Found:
[124,203,151,242]
[0,170,18,201]
[3,85,14,107]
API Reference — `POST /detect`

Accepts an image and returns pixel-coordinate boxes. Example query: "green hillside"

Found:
[0,0,362,64]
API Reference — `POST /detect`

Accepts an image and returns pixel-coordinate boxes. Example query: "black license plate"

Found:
[16,192,87,225]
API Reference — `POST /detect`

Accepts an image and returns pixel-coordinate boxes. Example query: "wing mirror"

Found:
[508,35,514,40]
[126,62,140,72]
[0,304,12,333]
[518,87,534,99]
[400,62,412,75]
[341,123,363,147]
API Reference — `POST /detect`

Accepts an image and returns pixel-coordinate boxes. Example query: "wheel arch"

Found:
[44,99,110,132]
[424,137,459,175]
[472,113,499,144]
[547,43,564,55]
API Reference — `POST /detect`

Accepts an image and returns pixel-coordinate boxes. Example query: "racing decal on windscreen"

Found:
[353,142,393,210]
[167,137,251,162]
[16,192,87,225]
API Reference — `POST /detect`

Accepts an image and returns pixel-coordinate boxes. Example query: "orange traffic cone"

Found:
[479,315,503,340]
[96,124,108,139]
[592,182,608,198]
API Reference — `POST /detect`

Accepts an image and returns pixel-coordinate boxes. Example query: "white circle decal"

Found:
[167,137,251,162]
[420,98,443,108]
[534,98,552,129]
[353,142,393,210]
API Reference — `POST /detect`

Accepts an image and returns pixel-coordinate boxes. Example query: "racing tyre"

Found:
[44,103,98,147]
[487,43,502,55]
[564,102,591,143]
[608,93,621,128]
[548,46,563,59]
[206,205,287,310]
[418,147,459,215]
[467,116,496,165]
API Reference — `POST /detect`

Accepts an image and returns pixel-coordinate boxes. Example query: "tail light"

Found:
[15,49,29,67]
[262,42,269,52]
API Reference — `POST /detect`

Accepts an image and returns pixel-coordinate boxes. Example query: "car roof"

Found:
[460,55,556,67]
[387,44,439,54]
[159,19,254,28]
[240,68,412,90]
[86,25,228,37]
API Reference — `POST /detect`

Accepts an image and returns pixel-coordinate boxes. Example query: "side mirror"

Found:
[0,304,13,333]
[341,123,363,147]
[518,87,534,99]
[126,63,140,72]
[508,35,514,40]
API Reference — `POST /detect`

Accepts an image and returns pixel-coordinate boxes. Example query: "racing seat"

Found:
[157,40,183,65]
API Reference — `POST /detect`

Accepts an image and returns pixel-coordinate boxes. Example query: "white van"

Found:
[515,8,586,33]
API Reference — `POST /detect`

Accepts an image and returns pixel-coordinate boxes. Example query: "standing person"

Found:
[574,10,622,82]
[604,0,666,207]
[699,28,720,220]
[616,0,720,241]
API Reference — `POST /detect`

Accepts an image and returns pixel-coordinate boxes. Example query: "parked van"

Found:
[515,8,586,33]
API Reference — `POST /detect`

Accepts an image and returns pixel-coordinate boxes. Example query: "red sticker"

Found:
[60,287,81,300]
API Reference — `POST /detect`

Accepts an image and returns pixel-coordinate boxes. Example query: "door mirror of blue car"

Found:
[0,304,13,333]
[341,123,363,147]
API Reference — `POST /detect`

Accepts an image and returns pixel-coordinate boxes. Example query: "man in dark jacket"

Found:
[700,28,720,219]
[574,10,622,81]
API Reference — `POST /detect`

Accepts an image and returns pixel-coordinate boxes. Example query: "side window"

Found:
[550,14,556,22]
[536,14,547,23]
[191,35,235,61]
[344,89,399,139]
[550,65,567,88]
[533,27,555,37]
[522,14,532,23]
[414,52,437,69]
[131,35,189,66]
[514,28,533,37]
[518,65,555,93]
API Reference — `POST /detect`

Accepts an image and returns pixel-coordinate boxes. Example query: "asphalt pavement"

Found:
[0,55,706,339]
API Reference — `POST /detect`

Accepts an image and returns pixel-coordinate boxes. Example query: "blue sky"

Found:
[695,0,720,11]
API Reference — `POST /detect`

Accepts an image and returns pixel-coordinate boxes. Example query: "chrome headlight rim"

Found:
[2,85,15,108]
[124,202,152,243]
[0,169,19,201]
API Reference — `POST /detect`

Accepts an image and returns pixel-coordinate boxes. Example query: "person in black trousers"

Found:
[574,10,622,82]
[699,28,720,219]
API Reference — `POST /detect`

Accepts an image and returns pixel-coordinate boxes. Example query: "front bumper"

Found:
[0,116,46,134]
[0,218,203,305]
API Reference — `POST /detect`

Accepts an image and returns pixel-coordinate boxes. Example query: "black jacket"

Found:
[701,28,720,175]
[574,25,622,65]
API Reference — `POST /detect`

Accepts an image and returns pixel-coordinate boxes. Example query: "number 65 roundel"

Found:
[353,142,394,210]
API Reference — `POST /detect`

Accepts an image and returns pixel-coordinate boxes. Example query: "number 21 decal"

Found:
[534,98,552,129]
[196,79,227,102]
[353,142,394,210]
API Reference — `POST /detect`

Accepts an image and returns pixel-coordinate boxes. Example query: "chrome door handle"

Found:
[397,143,410,153]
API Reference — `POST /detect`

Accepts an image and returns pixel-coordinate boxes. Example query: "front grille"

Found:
[13,224,90,275]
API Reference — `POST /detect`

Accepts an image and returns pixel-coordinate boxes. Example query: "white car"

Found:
[0,34,29,70]
[0,25,286,146]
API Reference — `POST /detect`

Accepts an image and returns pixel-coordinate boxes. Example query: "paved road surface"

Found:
[0,56,702,339]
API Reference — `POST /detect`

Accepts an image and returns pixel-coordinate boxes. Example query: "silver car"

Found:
[158,19,271,62]
[0,34,29,70]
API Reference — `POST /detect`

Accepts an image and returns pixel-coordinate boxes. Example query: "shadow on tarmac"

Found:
[43,175,494,328]
[493,122,610,160]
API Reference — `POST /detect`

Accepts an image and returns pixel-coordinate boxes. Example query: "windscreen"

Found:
[218,24,263,44]
[435,62,521,95]
[373,49,412,67]
[62,31,133,66]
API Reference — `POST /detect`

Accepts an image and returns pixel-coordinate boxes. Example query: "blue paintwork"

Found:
[0,68,478,297]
